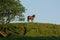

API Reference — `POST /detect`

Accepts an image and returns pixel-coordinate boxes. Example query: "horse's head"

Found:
[32,15,35,17]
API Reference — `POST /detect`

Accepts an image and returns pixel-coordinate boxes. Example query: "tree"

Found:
[0,0,25,33]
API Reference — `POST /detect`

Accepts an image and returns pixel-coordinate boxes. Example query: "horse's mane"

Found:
[32,15,35,17]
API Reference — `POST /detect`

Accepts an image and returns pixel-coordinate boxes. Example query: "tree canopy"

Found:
[0,0,25,23]
[0,0,26,33]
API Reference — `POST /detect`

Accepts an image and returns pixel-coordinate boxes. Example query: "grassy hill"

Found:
[9,22,60,36]
[0,22,60,40]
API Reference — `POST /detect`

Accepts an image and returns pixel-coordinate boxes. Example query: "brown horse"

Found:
[27,15,35,22]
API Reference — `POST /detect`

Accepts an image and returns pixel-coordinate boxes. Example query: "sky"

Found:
[20,0,60,24]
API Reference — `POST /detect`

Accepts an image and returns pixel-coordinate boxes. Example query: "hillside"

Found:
[9,22,60,37]
[0,23,60,40]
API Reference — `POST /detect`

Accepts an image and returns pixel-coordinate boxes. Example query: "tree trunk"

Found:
[6,15,10,33]
[1,15,4,31]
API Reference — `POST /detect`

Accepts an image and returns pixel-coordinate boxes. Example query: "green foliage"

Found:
[0,23,59,37]
[0,0,25,33]
[0,0,25,24]
[0,36,60,40]
[0,23,60,40]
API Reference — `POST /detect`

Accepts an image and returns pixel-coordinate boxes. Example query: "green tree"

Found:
[0,0,25,33]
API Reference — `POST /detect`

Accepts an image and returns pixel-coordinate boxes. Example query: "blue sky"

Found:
[20,0,60,24]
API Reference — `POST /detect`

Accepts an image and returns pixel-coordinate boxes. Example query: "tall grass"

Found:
[8,23,60,36]
[0,23,60,40]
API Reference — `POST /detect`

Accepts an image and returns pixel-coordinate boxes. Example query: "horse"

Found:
[27,15,35,22]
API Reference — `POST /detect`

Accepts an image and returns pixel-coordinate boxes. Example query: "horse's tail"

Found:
[27,16,29,22]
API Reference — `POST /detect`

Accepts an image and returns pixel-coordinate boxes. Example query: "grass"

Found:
[0,22,60,40]
[8,22,60,36]
[0,35,60,40]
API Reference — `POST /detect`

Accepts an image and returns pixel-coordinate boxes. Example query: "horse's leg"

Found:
[31,20,33,22]
[27,19,29,22]
[28,20,29,22]
[27,16,29,22]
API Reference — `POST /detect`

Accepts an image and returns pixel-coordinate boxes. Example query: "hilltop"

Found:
[0,22,60,40]
[9,22,60,37]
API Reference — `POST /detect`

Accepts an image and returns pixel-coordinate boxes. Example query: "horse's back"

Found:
[27,15,35,22]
